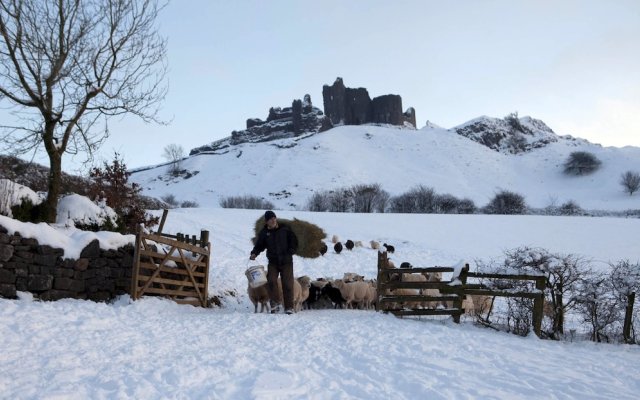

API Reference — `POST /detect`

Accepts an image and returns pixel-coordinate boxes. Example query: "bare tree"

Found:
[162,143,184,175]
[620,170,640,196]
[0,0,168,222]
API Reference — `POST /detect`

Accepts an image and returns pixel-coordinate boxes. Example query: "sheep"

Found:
[370,240,380,250]
[272,277,302,313]
[331,234,340,244]
[400,262,412,269]
[334,242,343,254]
[383,243,395,253]
[333,279,371,309]
[354,241,363,248]
[320,281,346,309]
[363,280,377,310]
[345,239,354,250]
[319,243,328,256]
[342,272,364,282]
[247,282,270,313]
[304,280,332,309]
[296,275,312,311]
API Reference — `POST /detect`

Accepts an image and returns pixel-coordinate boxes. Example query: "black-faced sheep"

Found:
[383,243,395,253]
[334,242,343,254]
[345,239,354,250]
[319,243,328,256]
[320,282,346,309]
[400,262,412,269]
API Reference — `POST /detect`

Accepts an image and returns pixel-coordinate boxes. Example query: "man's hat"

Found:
[264,210,276,221]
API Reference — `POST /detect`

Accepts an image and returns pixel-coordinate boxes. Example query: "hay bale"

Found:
[253,216,326,259]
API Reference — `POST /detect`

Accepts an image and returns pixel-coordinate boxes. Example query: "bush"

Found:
[620,171,640,195]
[558,200,583,216]
[87,153,159,234]
[220,195,274,210]
[306,191,330,212]
[10,197,47,223]
[253,216,326,259]
[484,190,527,214]
[388,185,436,213]
[180,200,199,208]
[457,198,477,214]
[161,194,179,207]
[563,151,602,176]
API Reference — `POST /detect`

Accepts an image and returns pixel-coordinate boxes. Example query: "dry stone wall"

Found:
[0,224,134,302]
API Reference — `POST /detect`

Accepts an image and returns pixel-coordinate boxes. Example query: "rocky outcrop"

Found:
[190,95,332,155]
[322,78,416,128]
[453,115,563,154]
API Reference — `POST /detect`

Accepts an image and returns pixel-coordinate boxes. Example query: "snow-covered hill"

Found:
[130,116,640,212]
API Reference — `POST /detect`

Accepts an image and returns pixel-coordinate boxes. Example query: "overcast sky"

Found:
[16,0,640,173]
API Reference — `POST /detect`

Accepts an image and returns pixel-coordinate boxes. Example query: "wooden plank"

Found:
[177,247,204,303]
[378,295,460,303]
[380,267,455,274]
[387,309,464,316]
[142,286,204,298]
[380,281,456,290]
[139,249,208,267]
[467,272,544,281]
[138,262,207,278]
[462,288,543,299]
[141,233,210,254]
[137,275,205,289]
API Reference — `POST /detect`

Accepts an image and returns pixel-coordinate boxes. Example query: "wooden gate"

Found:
[377,251,546,336]
[131,227,210,307]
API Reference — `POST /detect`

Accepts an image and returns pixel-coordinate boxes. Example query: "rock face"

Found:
[453,114,567,154]
[190,94,332,155]
[322,77,416,128]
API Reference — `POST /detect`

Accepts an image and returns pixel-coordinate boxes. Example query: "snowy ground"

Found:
[1,208,640,399]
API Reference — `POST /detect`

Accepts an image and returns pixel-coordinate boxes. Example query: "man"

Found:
[250,210,298,314]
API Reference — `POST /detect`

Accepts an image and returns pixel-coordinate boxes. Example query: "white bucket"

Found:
[245,265,267,288]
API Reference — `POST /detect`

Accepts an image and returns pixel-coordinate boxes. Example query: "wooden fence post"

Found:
[623,292,636,344]
[376,251,388,312]
[532,276,546,337]
[130,224,143,300]
[157,209,169,234]
[200,230,209,248]
[452,263,469,323]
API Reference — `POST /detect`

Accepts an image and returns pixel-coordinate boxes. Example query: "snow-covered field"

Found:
[1,208,639,399]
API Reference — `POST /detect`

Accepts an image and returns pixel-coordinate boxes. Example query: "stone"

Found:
[74,258,89,271]
[0,283,17,299]
[80,239,101,258]
[0,244,13,262]
[0,268,16,283]
[27,275,53,291]
[53,277,74,290]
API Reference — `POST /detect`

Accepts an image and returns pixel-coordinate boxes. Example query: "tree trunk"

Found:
[44,151,62,223]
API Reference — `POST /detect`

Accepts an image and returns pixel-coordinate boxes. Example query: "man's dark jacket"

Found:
[251,223,298,266]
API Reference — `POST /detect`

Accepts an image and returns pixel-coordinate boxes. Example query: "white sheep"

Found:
[333,279,371,309]
[331,234,340,244]
[273,277,302,313]
[370,240,380,250]
[342,272,365,282]
[247,283,270,313]
[296,276,312,311]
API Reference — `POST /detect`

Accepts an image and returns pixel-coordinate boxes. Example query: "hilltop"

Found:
[129,115,640,212]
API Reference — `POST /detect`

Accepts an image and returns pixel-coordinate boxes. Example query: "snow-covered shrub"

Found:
[0,179,43,218]
[484,190,527,214]
[575,271,621,343]
[161,194,179,207]
[563,151,601,176]
[56,194,119,231]
[558,200,584,216]
[180,200,199,208]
